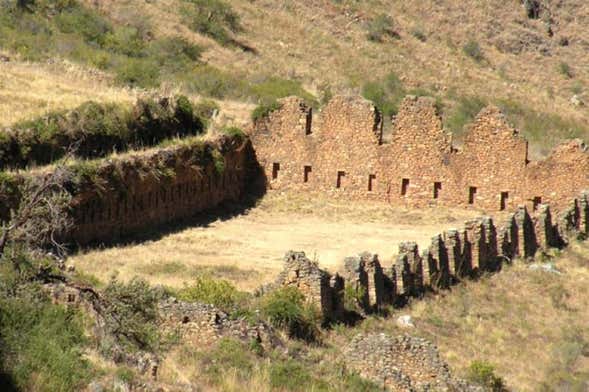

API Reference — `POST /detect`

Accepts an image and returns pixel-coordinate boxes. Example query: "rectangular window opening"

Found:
[336,171,346,189]
[468,186,477,205]
[500,191,509,211]
[401,178,410,196]
[305,109,313,135]
[272,163,280,180]
[533,196,542,211]
[304,165,312,183]
[368,174,376,192]
[433,182,442,199]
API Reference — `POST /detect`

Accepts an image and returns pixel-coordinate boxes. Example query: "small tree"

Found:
[0,165,73,263]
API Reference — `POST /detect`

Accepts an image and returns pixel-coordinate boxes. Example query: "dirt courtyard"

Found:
[71,192,485,291]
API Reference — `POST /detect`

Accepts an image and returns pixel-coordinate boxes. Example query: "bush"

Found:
[463,40,484,62]
[269,360,313,391]
[200,338,254,380]
[249,77,318,108]
[194,99,220,120]
[443,95,487,138]
[0,287,91,391]
[251,100,283,122]
[261,286,320,341]
[467,360,506,391]
[102,277,163,352]
[361,72,406,118]
[181,0,241,45]
[185,65,248,99]
[411,28,427,42]
[175,276,248,312]
[558,62,573,79]
[54,4,112,46]
[222,126,246,140]
[366,14,398,42]
[114,58,160,88]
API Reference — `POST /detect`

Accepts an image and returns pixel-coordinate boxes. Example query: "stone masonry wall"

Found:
[70,136,251,244]
[250,95,589,212]
[274,191,589,321]
[0,135,252,245]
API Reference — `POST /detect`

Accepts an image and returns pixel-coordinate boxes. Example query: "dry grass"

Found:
[70,191,482,291]
[0,59,138,126]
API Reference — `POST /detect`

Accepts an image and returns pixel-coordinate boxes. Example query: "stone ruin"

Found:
[273,191,589,322]
[344,333,483,391]
[250,94,589,213]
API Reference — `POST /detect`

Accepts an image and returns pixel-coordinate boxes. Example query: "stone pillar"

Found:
[514,205,537,259]
[396,242,423,297]
[463,220,482,275]
[426,234,450,289]
[444,229,466,280]
[578,191,589,236]
[533,204,558,250]
[278,251,335,321]
[480,216,498,272]
[342,253,386,312]
[343,256,370,312]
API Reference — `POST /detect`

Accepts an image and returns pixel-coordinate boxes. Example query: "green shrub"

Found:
[199,338,255,382]
[261,286,320,341]
[102,277,162,352]
[251,100,283,122]
[467,360,506,391]
[366,14,398,42]
[463,40,484,62]
[54,4,112,46]
[411,28,427,42]
[103,26,146,57]
[222,126,245,140]
[249,77,317,107]
[361,72,406,118]
[194,99,220,120]
[558,62,573,79]
[176,276,248,312]
[185,65,248,99]
[343,284,366,313]
[269,360,313,391]
[114,58,160,88]
[443,95,487,138]
[181,0,241,45]
[0,288,91,391]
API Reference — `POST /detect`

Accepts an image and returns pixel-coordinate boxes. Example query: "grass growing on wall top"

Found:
[0,95,205,170]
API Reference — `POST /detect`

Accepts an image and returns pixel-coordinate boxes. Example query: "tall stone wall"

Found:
[273,191,589,321]
[0,135,253,245]
[250,95,589,212]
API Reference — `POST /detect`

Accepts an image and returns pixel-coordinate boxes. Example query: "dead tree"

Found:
[0,165,73,262]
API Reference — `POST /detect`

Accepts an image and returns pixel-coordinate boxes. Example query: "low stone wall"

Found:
[272,191,589,320]
[250,95,589,212]
[344,334,481,391]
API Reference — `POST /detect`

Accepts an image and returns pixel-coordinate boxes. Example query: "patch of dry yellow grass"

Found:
[70,191,483,291]
[0,59,138,126]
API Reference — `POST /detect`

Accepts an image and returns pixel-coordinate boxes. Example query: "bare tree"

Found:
[0,165,73,262]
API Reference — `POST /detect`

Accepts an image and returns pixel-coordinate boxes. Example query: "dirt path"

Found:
[72,192,484,291]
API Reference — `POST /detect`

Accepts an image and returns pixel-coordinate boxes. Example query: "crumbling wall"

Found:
[250,95,589,212]
[273,192,588,321]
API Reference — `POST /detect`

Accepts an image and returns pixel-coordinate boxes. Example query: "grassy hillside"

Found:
[1,0,588,157]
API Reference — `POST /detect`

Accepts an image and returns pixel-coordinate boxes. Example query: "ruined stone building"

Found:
[250,95,589,213]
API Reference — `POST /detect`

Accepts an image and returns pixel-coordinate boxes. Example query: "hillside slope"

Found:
[2,0,588,156]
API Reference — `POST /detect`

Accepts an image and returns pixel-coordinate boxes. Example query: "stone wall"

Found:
[0,135,253,245]
[70,136,252,244]
[250,95,589,212]
[273,191,589,321]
